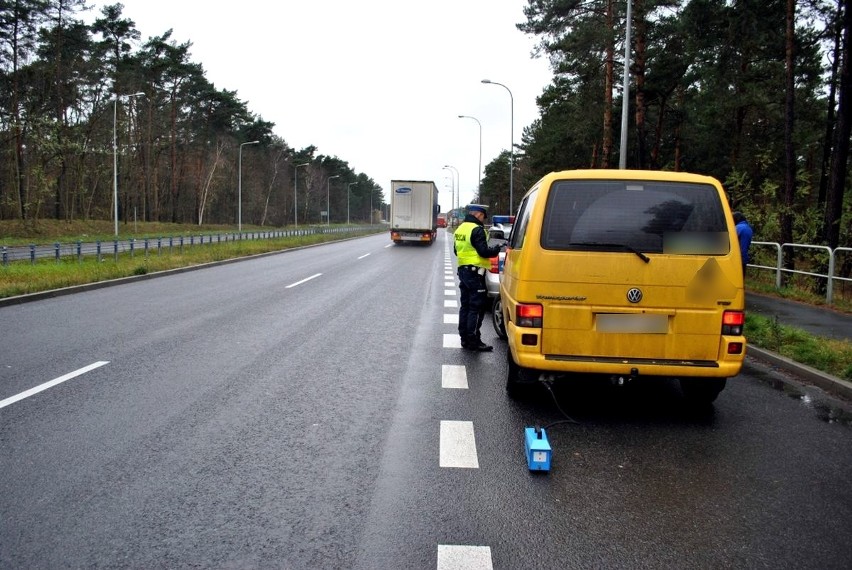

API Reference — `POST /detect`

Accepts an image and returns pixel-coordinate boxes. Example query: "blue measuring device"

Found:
[524,426,552,472]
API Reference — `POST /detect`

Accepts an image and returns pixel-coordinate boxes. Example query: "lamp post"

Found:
[481,79,514,216]
[112,91,145,237]
[443,165,457,225]
[458,115,482,199]
[326,174,340,225]
[347,182,357,225]
[238,140,259,232]
[294,162,309,227]
[619,0,633,169]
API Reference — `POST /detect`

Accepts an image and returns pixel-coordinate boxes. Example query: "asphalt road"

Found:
[2,230,851,569]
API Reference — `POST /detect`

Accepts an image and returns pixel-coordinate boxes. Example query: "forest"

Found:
[1,0,850,251]
[0,1,384,229]
[476,0,850,252]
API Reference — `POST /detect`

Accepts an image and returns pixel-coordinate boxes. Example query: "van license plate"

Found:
[596,314,668,333]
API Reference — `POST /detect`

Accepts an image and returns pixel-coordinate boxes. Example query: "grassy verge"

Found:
[745,312,852,380]
[0,220,384,298]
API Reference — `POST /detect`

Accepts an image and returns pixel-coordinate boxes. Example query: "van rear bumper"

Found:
[512,350,744,378]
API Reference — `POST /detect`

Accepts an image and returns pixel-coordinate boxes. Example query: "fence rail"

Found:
[1,226,368,266]
[750,241,851,305]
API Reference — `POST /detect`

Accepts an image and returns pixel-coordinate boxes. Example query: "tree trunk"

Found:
[823,0,852,249]
[780,0,796,271]
[601,0,615,168]
[633,0,647,169]
[819,0,843,207]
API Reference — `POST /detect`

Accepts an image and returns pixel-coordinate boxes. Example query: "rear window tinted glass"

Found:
[541,180,730,255]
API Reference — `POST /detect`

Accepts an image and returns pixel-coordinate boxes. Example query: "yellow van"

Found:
[499,169,745,403]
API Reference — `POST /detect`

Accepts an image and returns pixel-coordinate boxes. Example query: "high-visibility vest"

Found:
[455,222,490,269]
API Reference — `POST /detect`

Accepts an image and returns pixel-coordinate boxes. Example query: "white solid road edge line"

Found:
[0,361,110,410]
[437,545,493,570]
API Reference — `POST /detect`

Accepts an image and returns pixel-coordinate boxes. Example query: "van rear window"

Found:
[541,180,730,255]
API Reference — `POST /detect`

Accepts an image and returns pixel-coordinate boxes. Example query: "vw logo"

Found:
[626,288,643,303]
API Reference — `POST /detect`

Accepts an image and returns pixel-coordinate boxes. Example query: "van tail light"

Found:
[722,310,744,335]
[489,256,499,273]
[517,304,543,328]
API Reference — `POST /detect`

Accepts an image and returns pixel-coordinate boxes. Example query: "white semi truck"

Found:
[389,180,440,245]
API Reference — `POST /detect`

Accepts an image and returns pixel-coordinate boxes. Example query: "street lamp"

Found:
[443,165,457,225]
[481,79,514,216]
[238,140,260,232]
[458,115,482,199]
[326,174,340,225]
[112,91,144,236]
[347,182,357,225]
[619,0,633,169]
[294,162,309,227]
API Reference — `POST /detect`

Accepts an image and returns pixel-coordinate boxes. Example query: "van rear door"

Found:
[533,178,740,362]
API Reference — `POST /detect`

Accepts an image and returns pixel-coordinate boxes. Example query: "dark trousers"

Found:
[457,267,487,342]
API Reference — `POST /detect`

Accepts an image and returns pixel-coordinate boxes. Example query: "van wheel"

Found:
[492,296,507,339]
[506,347,535,398]
[680,378,727,405]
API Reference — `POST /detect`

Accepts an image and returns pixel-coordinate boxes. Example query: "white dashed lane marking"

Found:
[443,334,462,349]
[437,545,493,570]
[0,361,109,410]
[439,420,479,468]
[438,243,492,562]
[441,365,468,389]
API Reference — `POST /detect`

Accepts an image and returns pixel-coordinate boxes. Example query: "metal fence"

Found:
[1,226,367,266]
[750,241,852,305]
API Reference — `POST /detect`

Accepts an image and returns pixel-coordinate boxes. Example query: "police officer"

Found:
[454,204,502,351]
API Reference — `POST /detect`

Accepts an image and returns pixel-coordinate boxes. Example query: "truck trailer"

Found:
[389,180,439,245]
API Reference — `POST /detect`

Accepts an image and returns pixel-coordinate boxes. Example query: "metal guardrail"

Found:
[0,226,366,266]
[750,241,851,305]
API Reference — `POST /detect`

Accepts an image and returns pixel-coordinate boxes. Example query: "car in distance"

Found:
[485,216,513,339]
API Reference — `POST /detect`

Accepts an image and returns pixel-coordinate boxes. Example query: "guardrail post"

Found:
[30,244,35,265]
[2,246,7,266]
[113,239,118,262]
[96,241,102,262]
[144,238,149,258]
[179,236,184,253]
[157,237,162,256]
[76,241,82,263]
[828,249,835,305]
[54,242,60,263]
[130,238,135,258]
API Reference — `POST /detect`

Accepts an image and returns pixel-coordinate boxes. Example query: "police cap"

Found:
[467,204,488,218]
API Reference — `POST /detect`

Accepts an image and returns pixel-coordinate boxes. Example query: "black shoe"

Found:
[470,340,493,352]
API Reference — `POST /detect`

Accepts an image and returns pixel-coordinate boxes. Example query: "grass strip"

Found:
[745,313,852,380]
[0,230,383,298]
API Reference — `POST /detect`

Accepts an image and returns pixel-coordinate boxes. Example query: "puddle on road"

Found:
[748,365,852,427]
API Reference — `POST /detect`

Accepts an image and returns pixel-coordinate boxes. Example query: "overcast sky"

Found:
[91,0,554,210]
